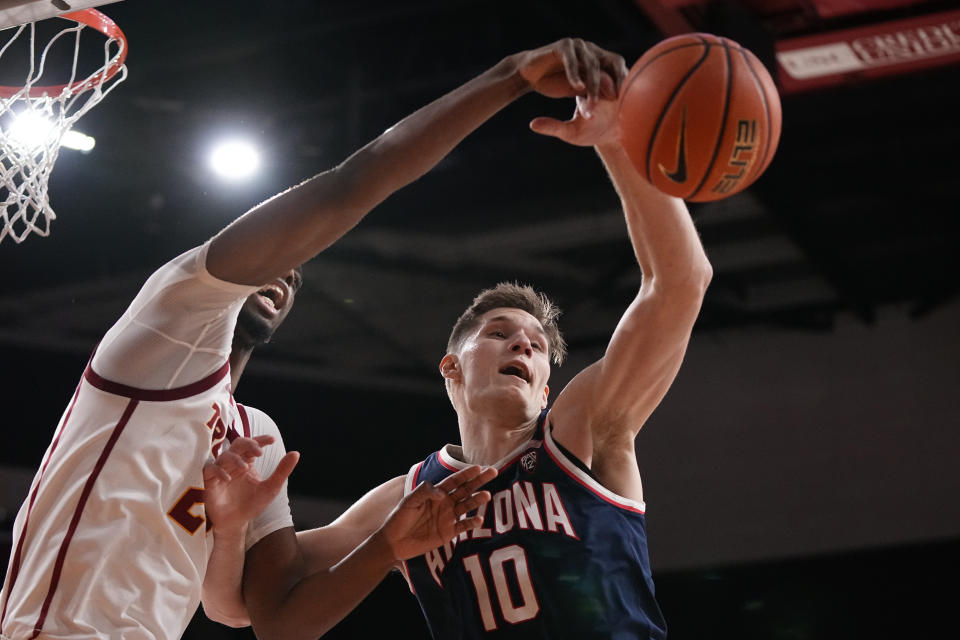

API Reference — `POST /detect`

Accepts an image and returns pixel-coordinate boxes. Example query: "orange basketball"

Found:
[618,33,782,202]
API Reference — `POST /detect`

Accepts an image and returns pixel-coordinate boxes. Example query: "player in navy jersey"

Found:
[292,84,711,635]
[399,405,664,639]
[200,37,709,639]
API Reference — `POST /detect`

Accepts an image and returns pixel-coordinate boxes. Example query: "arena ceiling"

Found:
[1,0,957,397]
[0,0,958,491]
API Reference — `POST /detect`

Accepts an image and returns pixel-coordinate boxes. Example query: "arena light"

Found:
[8,112,97,153]
[209,138,261,180]
[8,111,55,150]
[62,130,96,152]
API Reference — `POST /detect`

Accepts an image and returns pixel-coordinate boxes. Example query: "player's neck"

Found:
[456,410,538,466]
[228,346,254,391]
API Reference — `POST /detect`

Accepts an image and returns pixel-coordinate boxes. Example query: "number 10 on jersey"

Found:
[462,545,539,631]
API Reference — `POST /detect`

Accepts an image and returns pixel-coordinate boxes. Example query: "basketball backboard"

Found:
[0,0,122,29]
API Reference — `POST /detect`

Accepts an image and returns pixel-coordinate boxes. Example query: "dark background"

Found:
[2,1,958,638]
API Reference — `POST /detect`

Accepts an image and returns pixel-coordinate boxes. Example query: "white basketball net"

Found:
[0,15,127,244]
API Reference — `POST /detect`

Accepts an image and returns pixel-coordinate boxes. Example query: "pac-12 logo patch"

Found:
[521,451,537,473]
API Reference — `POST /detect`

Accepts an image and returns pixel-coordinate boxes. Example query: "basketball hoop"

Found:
[0,9,128,244]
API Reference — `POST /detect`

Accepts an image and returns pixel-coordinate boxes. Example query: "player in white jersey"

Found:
[0,242,492,640]
[0,33,532,637]
[0,243,300,639]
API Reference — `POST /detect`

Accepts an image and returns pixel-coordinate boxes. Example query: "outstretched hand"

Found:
[379,465,497,562]
[530,92,622,147]
[514,38,628,148]
[515,38,628,101]
[203,435,300,532]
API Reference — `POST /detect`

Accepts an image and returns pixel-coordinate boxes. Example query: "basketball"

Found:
[618,33,782,202]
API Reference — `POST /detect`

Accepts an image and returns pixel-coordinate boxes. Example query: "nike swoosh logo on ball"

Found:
[659,105,688,184]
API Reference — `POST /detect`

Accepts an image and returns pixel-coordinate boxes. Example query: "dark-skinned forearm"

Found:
[246,530,398,640]
[207,55,532,287]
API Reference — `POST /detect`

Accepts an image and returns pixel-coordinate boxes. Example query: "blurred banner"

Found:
[775,8,960,93]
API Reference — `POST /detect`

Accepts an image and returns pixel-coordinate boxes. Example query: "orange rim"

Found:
[0,9,128,99]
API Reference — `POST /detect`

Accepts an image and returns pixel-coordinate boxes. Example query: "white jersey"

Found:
[236,405,295,552]
[0,244,293,640]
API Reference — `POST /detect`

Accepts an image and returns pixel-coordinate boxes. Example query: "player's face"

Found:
[235,267,302,347]
[455,307,551,416]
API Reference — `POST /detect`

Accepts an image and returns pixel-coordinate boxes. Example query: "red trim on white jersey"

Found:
[83,360,230,401]
[30,398,141,638]
[0,379,84,630]
[237,404,252,438]
[543,424,646,514]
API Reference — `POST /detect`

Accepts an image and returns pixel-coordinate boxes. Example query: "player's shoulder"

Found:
[142,244,207,289]
[236,403,281,439]
[144,241,256,299]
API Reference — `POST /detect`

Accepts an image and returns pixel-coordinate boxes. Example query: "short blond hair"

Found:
[446,282,567,365]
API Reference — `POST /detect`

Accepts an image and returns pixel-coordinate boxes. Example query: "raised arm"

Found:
[538,87,713,501]
[206,38,623,287]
